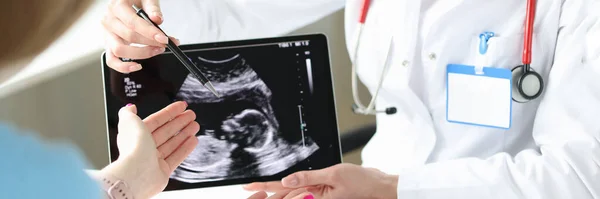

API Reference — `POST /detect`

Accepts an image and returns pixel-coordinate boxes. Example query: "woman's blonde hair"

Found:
[0,0,94,65]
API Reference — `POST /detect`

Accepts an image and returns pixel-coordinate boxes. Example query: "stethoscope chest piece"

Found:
[511,64,544,103]
[510,0,544,103]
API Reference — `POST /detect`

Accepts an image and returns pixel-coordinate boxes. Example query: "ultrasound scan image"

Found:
[104,36,341,189]
[170,54,319,183]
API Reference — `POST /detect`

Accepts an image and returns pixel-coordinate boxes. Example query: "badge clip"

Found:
[476,32,495,75]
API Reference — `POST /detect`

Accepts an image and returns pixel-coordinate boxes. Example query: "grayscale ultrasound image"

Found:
[104,35,341,190]
[170,54,319,183]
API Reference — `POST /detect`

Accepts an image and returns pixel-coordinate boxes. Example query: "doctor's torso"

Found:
[345,0,562,173]
[160,0,564,174]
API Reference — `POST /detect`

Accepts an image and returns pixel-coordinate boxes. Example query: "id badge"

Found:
[446,64,512,129]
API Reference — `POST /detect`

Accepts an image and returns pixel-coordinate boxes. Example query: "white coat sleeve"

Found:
[158,0,345,44]
[395,1,600,198]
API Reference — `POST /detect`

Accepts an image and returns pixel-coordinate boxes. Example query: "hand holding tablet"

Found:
[101,34,342,192]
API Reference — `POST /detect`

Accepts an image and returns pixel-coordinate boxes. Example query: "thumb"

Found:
[142,0,163,24]
[118,104,145,133]
[282,168,333,188]
[118,104,140,123]
[117,104,146,153]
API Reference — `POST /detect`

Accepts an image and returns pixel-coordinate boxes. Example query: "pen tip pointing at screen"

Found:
[204,82,220,97]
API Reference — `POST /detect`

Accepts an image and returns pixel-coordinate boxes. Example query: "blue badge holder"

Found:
[446,64,513,129]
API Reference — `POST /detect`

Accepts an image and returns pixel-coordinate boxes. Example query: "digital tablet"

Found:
[101,34,342,191]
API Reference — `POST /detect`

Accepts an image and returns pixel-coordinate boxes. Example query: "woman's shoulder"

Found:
[0,123,101,199]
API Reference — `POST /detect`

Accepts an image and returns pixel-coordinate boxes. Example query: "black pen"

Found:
[131,4,220,97]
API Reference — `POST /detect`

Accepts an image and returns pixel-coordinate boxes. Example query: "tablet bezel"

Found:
[100,33,343,190]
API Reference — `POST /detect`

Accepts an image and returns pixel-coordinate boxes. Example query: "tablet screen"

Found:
[101,34,341,191]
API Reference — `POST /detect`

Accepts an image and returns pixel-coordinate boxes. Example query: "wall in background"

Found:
[0,9,374,169]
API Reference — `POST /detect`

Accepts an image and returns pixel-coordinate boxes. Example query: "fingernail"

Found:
[242,184,252,190]
[155,34,169,44]
[129,64,142,72]
[182,101,188,107]
[154,47,165,55]
[126,103,133,107]
[304,194,314,199]
[283,176,298,187]
[153,11,163,21]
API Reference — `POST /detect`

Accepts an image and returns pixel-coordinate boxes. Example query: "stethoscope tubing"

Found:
[523,0,536,70]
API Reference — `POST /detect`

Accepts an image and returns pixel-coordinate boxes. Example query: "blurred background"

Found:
[0,2,375,169]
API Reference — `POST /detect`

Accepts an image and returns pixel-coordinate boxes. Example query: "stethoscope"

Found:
[511,0,544,103]
[351,0,543,116]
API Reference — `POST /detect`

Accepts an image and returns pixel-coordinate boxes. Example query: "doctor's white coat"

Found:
[159,0,600,198]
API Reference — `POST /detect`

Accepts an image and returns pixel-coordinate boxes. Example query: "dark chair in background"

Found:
[340,123,376,154]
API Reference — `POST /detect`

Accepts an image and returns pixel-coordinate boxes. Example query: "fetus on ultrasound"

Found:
[170,54,319,183]
[221,109,270,149]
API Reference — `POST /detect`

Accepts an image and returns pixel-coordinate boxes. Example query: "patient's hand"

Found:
[99,101,199,199]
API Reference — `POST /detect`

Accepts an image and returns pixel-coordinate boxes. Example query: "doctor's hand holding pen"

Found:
[102,0,179,73]
[244,163,399,199]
